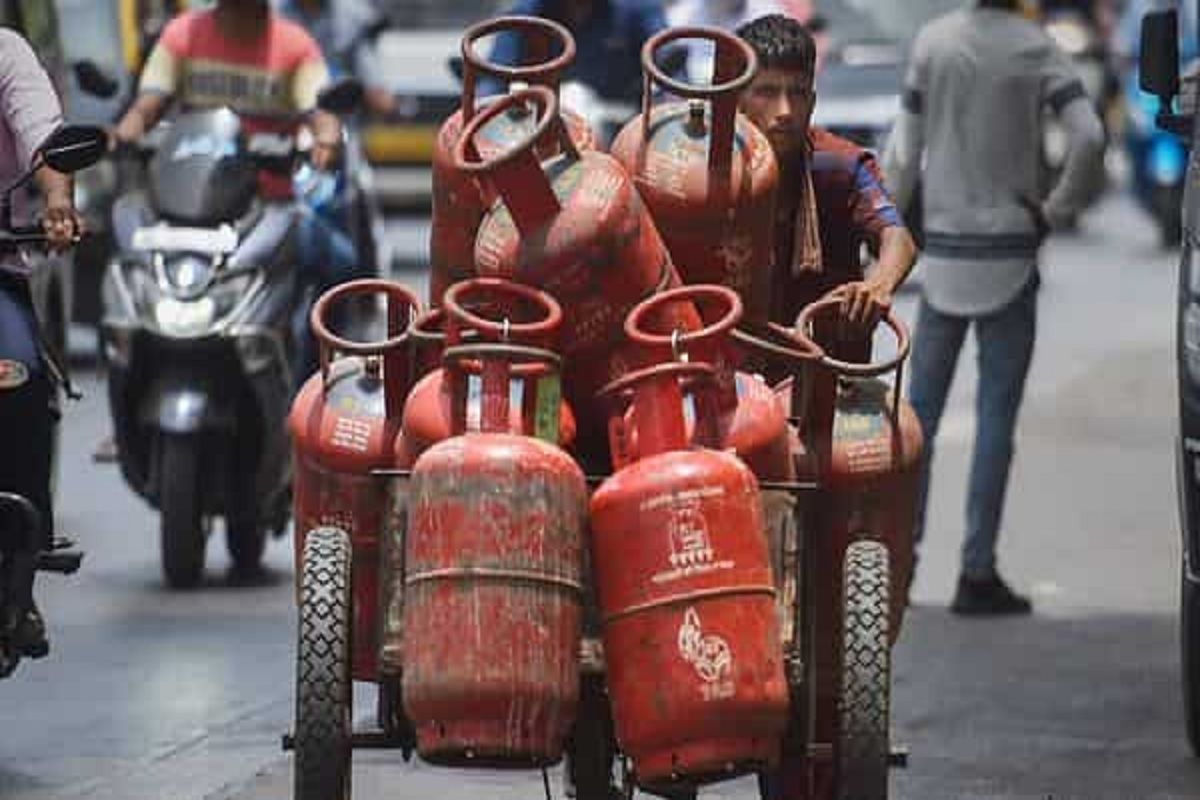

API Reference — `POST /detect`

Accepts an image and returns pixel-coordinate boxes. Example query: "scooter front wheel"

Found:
[159,435,206,589]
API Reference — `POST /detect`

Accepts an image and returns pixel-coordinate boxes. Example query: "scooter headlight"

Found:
[160,253,215,298]
[154,296,216,337]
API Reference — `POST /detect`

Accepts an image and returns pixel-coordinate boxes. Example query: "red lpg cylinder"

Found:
[289,280,420,682]
[429,16,596,306]
[397,278,576,467]
[618,285,795,482]
[458,85,699,462]
[590,361,789,789]
[404,338,587,766]
[610,27,778,325]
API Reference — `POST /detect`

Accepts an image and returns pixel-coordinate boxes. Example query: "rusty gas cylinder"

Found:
[288,279,419,682]
[458,85,699,465]
[610,27,777,325]
[429,15,596,307]
[404,337,586,766]
[589,360,788,789]
[619,284,795,482]
[396,277,576,468]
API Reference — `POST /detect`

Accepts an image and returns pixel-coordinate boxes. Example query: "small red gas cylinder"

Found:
[610,27,778,325]
[459,85,699,464]
[617,285,795,482]
[429,15,596,306]
[589,360,789,789]
[288,279,420,682]
[404,337,586,765]
[396,278,576,468]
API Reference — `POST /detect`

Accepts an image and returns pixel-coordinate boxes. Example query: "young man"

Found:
[0,27,86,661]
[735,14,917,337]
[111,0,350,383]
[883,0,1105,615]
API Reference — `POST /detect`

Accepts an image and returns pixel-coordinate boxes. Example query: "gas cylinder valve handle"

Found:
[459,16,577,121]
[626,284,743,410]
[597,361,718,458]
[729,323,826,431]
[640,26,758,175]
[441,342,564,436]
[443,277,563,347]
[794,296,911,379]
[310,278,422,420]
[452,85,575,237]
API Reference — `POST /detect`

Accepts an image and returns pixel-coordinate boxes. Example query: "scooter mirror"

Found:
[1140,10,1181,105]
[317,78,364,115]
[39,125,108,174]
[72,59,120,99]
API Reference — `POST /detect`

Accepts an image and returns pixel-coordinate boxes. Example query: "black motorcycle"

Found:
[99,83,361,588]
[1,124,108,677]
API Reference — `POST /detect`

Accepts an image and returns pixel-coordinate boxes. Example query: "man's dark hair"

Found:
[735,14,817,78]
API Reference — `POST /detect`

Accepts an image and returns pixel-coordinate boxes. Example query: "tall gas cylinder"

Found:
[610,27,778,325]
[618,285,795,482]
[589,360,789,788]
[429,15,596,307]
[397,278,576,467]
[289,279,419,682]
[404,336,586,765]
[458,85,699,465]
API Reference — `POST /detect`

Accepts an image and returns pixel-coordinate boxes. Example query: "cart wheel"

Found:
[836,540,891,800]
[1182,562,1200,757]
[294,527,353,800]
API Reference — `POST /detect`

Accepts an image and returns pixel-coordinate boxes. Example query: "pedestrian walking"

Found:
[883,0,1105,615]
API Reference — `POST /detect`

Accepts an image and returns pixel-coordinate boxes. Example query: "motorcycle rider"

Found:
[110,0,344,382]
[734,15,918,339]
[0,28,86,659]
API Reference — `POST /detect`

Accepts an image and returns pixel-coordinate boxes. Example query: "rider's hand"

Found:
[833,277,892,331]
[310,139,341,172]
[41,194,84,252]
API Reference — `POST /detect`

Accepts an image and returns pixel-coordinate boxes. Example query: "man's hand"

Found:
[833,277,893,331]
[41,192,84,251]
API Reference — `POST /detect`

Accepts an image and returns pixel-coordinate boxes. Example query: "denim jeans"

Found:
[908,273,1038,580]
[291,207,364,386]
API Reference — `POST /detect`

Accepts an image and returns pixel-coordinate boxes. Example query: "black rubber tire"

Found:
[225,505,267,575]
[159,436,206,589]
[836,540,891,800]
[294,526,353,800]
[1182,562,1200,757]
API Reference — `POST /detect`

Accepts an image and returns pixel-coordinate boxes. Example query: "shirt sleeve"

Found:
[0,29,63,172]
[291,32,331,112]
[848,151,903,251]
[138,14,187,96]
[882,24,929,213]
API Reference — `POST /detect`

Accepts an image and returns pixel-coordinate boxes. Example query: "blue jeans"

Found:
[908,274,1038,580]
[292,207,363,386]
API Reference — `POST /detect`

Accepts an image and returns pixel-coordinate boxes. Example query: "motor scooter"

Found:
[0,124,108,675]
[99,82,363,588]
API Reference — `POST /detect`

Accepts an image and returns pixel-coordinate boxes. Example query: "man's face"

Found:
[739,66,815,160]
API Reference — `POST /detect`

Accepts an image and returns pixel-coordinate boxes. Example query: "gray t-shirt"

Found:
[883,8,1105,316]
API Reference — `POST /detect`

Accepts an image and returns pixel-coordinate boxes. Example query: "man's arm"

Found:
[881,27,929,215]
[33,166,81,251]
[1041,85,1105,230]
[113,26,179,144]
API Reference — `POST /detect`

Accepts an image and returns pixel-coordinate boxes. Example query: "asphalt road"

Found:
[0,190,1196,800]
